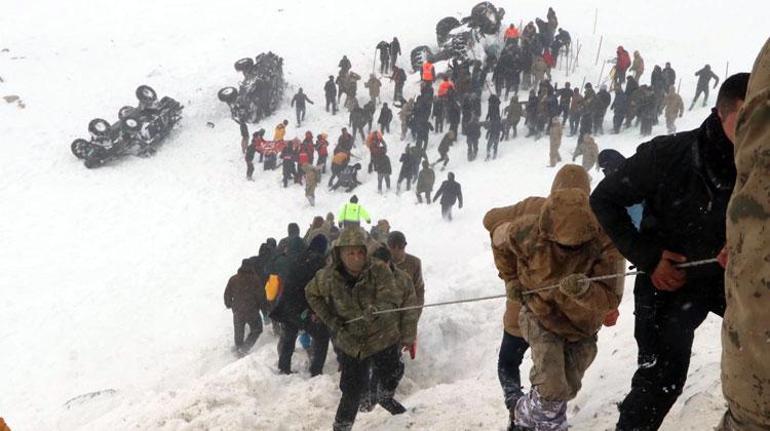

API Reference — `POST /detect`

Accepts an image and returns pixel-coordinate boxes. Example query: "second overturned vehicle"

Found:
[70,85,183,168]
[218,51,285,124]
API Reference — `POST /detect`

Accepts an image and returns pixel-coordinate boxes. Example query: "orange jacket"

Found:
[437,80,455,97]
[422,62,434,81]
[504,26,520,39]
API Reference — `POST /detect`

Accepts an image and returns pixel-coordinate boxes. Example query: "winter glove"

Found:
[558,273,590,297]
[402,341,417,359]
[362,305,378,323]
[300,309,310,322]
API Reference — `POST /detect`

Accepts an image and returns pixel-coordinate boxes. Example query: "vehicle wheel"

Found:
[88,118,111,137]
[136,85,157,103]
[234,57,254,73]
[84,158,100,169]
[121,115,142,132]
[118,105,135,121]
[218,86,238,103]
[71,138,90,159]
[436,17,461,45]
[410,46,433,73]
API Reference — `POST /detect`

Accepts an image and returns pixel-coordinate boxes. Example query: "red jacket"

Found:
[316,138,329,157]
[617,48,631,71]
[437,80,455,97]
[543,51,555,68]
[504,26,520,39]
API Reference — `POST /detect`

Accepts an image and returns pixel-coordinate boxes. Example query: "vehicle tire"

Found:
[121,115,142,132]
[71,138,90,159]
[218,86,238,103]
[136,85,158,103]
[118,105,135,121]
[436,17,461,45]
[234,57,254,73]
[410,45,433,73]
[88,118,111,137]
[84,158,100,169]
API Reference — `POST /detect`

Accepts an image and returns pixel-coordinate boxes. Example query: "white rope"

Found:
[344,257,719,324]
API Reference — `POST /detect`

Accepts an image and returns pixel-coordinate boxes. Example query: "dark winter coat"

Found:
[590,111,735,289]
[416,166,435,193]
[374,154,392,175]
[270,247,326,329]
[324,79,337,98]
[378,105,393,126]
[224,262,265,318]
[291,92,314,110]
[662,66,676,90]
[611,91,628,116]
[695,66,719,90]
[433,178,463,207]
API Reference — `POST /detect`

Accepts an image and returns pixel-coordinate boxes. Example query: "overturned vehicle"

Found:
[218,52,285,124]
[409,2,506,72]
[70,85,183,168]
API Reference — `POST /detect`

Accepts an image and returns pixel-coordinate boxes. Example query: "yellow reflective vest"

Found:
[338,203,371,224]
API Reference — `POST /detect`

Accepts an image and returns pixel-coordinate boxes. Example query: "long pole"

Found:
[595,35,603,66]
[593,8,598,35]
[725,61,729,80]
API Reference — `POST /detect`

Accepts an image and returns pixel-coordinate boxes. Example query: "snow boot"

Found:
[379,397,406,415]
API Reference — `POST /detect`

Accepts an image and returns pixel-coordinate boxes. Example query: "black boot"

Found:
[379,397,406,415]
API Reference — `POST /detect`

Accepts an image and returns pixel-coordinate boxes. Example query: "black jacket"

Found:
[270,249,325,328]
[291,93,313,110]
[324,79,337,98]
[434,179,463,207]
[590,111,735,289]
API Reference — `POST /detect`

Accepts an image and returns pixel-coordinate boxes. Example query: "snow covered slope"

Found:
[0,0,766,429]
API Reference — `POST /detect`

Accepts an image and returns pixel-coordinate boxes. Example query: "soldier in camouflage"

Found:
[718,37,770,431]
[305,227,407,431]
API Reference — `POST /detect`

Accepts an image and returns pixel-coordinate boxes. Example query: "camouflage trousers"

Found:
[515,309,598,429]
[718,409,770,431]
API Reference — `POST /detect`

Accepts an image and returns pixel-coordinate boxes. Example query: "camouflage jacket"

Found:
[306,258,402,359]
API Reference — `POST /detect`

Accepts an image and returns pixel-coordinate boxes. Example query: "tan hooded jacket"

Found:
[484,165,621,337]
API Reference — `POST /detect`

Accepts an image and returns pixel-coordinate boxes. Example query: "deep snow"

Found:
[1,0,767,429]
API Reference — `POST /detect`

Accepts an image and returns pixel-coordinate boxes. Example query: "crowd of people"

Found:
[223,5,769,430]
[235,3,717,218]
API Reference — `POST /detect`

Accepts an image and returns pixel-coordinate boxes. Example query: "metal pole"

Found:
[595,35,603,66]
[593,8,598,35]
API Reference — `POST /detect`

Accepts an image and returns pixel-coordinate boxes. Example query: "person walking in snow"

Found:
[415,160,434,204]
[377,103,393,134]
[305,227,408,431]
[291,88,314,127]
[324,75,338,115]
[432,131,454,170]
[590,73,749,431]
[432,172,463,221]
[337,195,371,228]
[487,164,624,430]
[224,259,268,356]
[376,40,390,75]
[689,64,720,110]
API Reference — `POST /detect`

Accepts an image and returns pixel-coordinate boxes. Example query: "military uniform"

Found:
[719,38,770,431]
[581,135,598,172]
[484,165,599,421]
[490,183,623,430]
[663,87,685,134]
[305,228,405,431]
[549,118,563,167]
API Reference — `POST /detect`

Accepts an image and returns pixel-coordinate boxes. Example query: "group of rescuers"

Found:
[223,43,769,431]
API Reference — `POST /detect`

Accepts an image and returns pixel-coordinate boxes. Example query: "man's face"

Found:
[387,243,406,262]
[719,101,745,144]
[340,246,367,275]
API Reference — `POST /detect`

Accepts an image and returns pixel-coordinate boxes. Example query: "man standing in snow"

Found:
[291,88,314,127]
[305,227,407,431]
[324,75,338,115]
[432,172,463,221]
[387,231,425,320]
[337,195,371,229]
[689,64,720,110]
[487,165,624,430]
[224,259,267,356]
[590,73,749,431]
[484,165,622,431]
